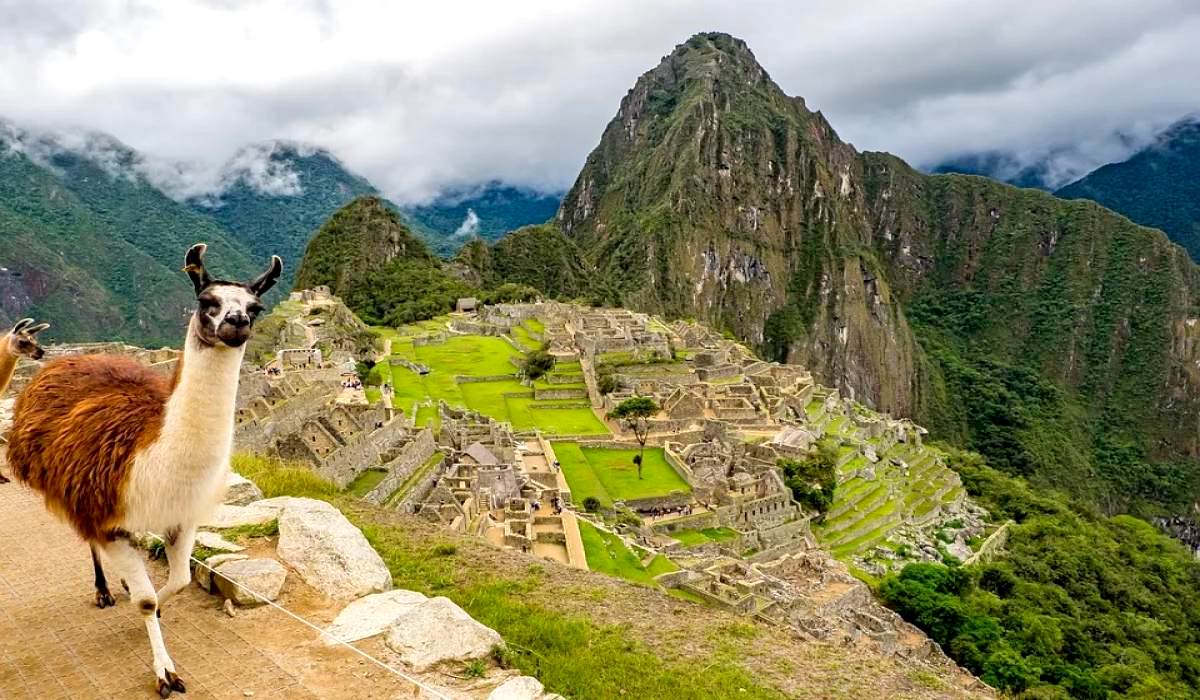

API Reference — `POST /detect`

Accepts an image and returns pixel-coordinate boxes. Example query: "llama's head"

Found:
[5,318,49,360]
[184,243,283,349]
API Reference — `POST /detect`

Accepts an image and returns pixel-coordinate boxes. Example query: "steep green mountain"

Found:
[476,33,1200,515]
[455,223,592,299]
[404,182,562,256]
[189,142,382,282]
[294,196,473,325]
[0,124,256,346]
[1056,118,1200,261]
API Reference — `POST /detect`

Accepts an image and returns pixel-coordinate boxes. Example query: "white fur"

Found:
[123,317,246,533]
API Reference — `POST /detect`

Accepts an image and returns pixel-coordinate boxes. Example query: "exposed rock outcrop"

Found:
[384,596,504,671]
[270,497,393,600]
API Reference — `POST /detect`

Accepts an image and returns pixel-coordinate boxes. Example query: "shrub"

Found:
[582,496,601,513]
[523,349,556,380]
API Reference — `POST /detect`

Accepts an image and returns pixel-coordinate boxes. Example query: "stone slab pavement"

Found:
[0,475,416,700]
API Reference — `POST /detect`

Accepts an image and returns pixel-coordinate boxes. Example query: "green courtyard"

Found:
[577,519,677,587]
[553,442,691,508]
[378,327,608,436]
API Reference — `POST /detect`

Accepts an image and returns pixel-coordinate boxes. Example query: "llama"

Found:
[0,317,50,483]
[7,244,281,697]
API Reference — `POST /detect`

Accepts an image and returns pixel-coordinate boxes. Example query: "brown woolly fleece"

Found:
[7,354,170,541]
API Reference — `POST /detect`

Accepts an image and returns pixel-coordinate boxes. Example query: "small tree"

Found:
[523,348,556,380]
[607,396,659,479]
[582,496,601,513]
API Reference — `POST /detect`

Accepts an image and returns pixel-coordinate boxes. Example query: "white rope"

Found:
[145,531,453,700]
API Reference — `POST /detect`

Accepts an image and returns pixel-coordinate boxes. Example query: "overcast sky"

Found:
[1,0,1197,203]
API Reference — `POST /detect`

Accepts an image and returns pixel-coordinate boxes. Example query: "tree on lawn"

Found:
[607,396,659,479]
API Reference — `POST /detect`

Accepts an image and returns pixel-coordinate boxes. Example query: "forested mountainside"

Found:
[190,141,380,285]
[1056,118,1200,262]
[930,151,1059,190]
[458,33,1200,516]
[0,124,255,346]
[293,196,479,326]
[404,182,562,256]
[0,121,471,345]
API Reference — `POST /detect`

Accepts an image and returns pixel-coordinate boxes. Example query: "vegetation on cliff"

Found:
[1056,118,1200,262]
[294,196,476,325]
[0,136,255,346]
[881,450,1200,698]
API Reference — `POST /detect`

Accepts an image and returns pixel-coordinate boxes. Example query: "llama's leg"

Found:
[155,525,196,611]
[101,537,186,697]
[91,544,116,608]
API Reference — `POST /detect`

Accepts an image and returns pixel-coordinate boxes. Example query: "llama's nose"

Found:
[225,311,250,328]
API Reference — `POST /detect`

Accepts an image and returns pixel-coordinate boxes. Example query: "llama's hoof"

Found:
[0,474,9,484]
[155,670,186,697]
[95,589,116,608]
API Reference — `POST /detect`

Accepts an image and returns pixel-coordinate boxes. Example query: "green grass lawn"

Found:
[578,520,675,587]
[670,527,738,547]
[383,331,607,436]
[512,325,541,351]
[345,468,388,498]
[555,443,691,506]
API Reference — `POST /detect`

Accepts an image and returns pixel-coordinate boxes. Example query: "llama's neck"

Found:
[0,337,17,396]
[159,320,246,455]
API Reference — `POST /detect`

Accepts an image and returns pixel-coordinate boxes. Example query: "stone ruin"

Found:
[233,366,432,489]
[408,404,586,568]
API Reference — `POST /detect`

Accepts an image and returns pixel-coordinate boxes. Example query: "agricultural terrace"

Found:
[375,321,608,436]
[577,519,678,588]
[554,442,691,509]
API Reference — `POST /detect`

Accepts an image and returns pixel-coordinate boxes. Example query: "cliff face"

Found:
[498,32,1200,509]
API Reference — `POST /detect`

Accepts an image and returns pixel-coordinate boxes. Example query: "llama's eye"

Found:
[247,303,263,316]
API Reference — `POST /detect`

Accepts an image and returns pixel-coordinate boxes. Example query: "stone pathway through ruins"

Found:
[0,479,411,700]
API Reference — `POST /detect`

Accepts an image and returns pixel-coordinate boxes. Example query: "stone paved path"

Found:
[0,477,414,700]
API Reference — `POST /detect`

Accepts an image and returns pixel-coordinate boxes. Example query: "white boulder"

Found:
[202,504,278,529]
[224,471,264,505]
[487,676,545,700]
[214,558,287,606]
[273,498,391,600]
[384,596,503,671]
[321,589,428,645]
[195,553,248,593]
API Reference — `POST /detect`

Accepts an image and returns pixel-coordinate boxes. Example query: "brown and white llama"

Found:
[7,244,281,697]
[0,317,50,483]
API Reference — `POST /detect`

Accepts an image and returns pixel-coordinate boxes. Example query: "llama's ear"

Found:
[11,318,33,333]
[27,323,49,335]
[183,243,213,295]
[248,255,283,297]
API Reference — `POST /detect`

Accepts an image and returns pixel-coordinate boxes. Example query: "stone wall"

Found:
[534,387,588,400]
[362,429,437,506]
[314,417,410,487]
[234,382,337,450]
[962,520,1013,567]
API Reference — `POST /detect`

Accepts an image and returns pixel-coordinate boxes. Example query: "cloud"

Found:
[453,209,481,238]
[1,0,1197,201]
